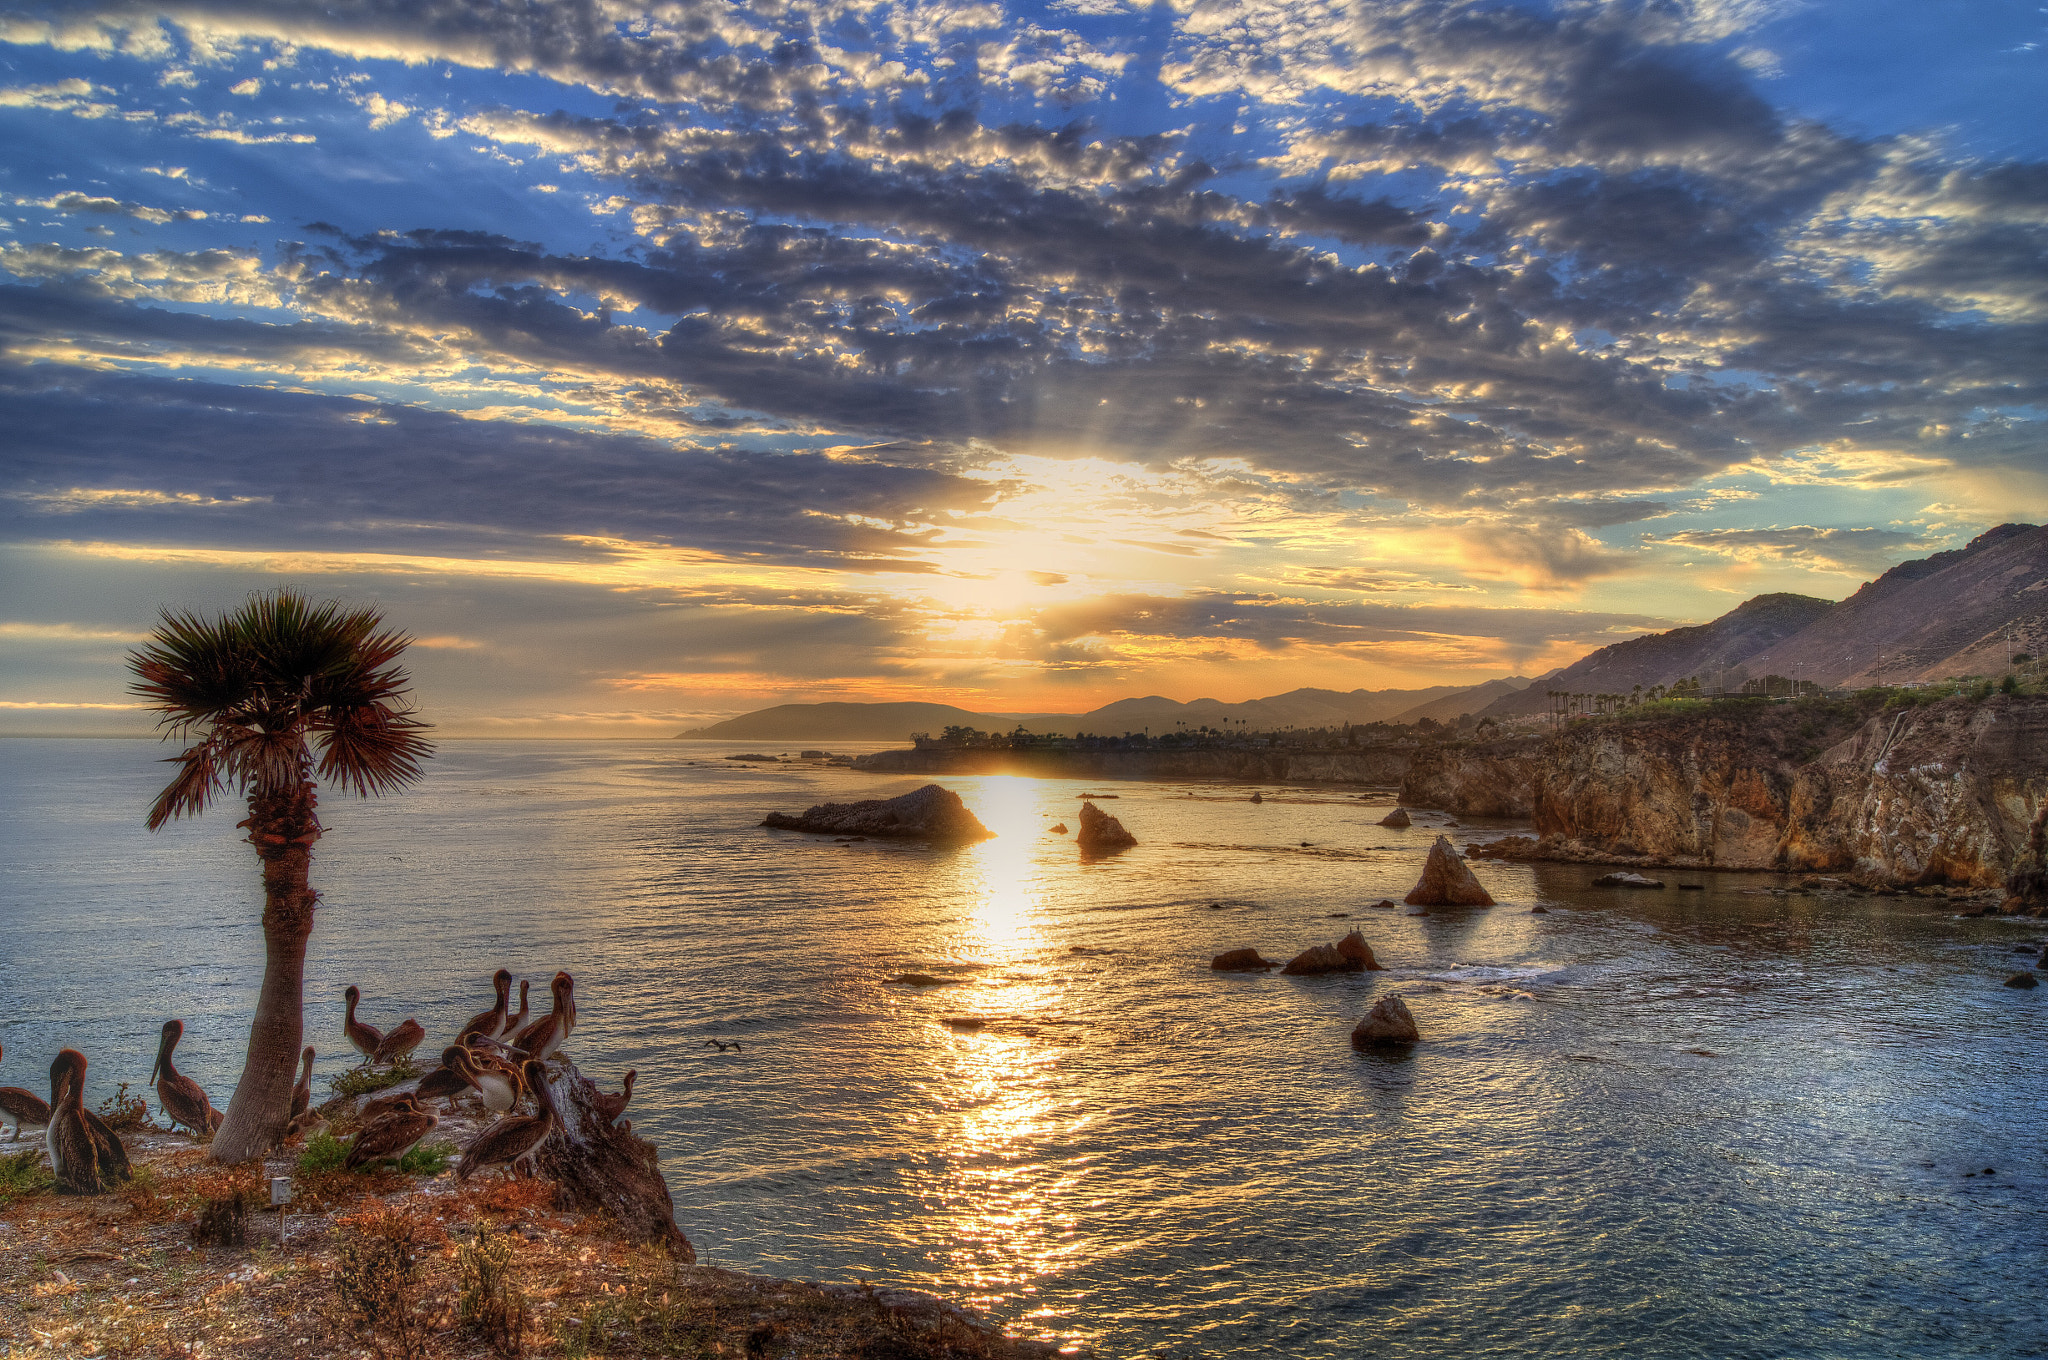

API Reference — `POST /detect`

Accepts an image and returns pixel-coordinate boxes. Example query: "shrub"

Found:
[331,1205,440,1360]
[330,1057,421,1099]
[97,1081,154,1133]
[398,1141,456,1176]
[458,1228,529,1357]
[2000,673,2020,694]
[298,1131,350,1175]
[192,1190,251,1248]
[0,1148,52,1205]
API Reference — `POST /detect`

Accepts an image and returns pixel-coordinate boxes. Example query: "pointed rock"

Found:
[1351,995,1419,1047]
[1335,928,1384,970]
[1404,835,1495,906]
[1077,801,1137,851]
[1378,807,1411,828]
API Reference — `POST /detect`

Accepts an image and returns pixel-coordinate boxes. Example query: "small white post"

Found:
[270,1176,292,1246]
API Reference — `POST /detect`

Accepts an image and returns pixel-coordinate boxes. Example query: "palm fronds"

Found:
[128,589,435,824]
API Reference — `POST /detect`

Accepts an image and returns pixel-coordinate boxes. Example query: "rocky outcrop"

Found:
[1593,871,1665,888]
[1399,738,1543,817]
[761,784,993,841]
[1416,697,2048,896]
[1281,928,1383,974]
[533,1060,693,1257]
[2004,972,2038,989]
[1351,996,1419,1046]
[1405,836,1495,906]
[1378,807,1411,828]
[1211,948,1275,971]
[1076,801,1137,850]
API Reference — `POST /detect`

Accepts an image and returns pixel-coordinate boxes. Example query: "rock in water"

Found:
[1404,836,1495,906]
[2004,971,2039,989]
[1281,943,1350,975]
[1378,807,1411,828]
[761,784,993,841]
[1250,792,1263,804]
[1593,871,1666,889]
[1077,801,1138,851]
[1352,996,1419,1046]
[1048,822,1068,834]
[532,1059,694,1257]
[1335,928,1384,970]
[1211,948,1275,972]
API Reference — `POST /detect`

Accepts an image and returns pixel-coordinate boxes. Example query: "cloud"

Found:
[1650,525,1938,575]
[16,193,207,224]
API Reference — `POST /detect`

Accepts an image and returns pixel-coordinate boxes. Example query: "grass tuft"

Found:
[0,1147,53,1205]
[398,1140,456,1176]
[298,1131,350,1175]
[330,1057,421,1098]
[458,1227,530,1357]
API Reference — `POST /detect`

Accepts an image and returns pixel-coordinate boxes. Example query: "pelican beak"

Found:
[149,1054,162,1087]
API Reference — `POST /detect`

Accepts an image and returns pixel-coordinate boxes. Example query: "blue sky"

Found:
[3,0,2044,734]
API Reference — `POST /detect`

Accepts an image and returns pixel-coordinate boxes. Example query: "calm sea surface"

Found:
[2,738,2044,1356]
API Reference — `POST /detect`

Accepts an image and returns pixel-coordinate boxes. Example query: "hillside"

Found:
[1740,523,2048,685]
[1388,677,1535,725]
[1478,593,1834,718]
[679,682,1520,741]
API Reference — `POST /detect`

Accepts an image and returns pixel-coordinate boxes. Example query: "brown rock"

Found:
[2004,971,2039,989]
[1378,807,1412,828]
[1335,928,1384,970]
[1076,801,1137,851]
[761,784,993,841]
[1280,943,1350,975]
[1351,995,1419,1046]
[1404,835,1495,906]
[1048,822,1068,834]
[1210,948,1275,972]
[532,1060,694,1257]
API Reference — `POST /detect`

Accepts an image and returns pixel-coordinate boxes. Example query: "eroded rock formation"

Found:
[1378,807,1411,828]
[1076,801,1137,851]
[1351,996,1419,1046]
[1405,836,1495,906]
[761,784,993,841]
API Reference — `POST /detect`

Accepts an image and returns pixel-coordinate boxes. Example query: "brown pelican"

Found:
[591,1070,635,1127]
[456,1060,558,1182]
[149,1019,222,1137]
[344,1093,439,1171]
[342,986,384,1065]
[702,1039,743,1053]
[373,1017,426,1066]
[288,1047,316,1124]
[499,979,531,1043]
[463,1044,523,1114]
[0,1042,52,1142]
[510,972,575,1061]
[458,970,512,1046]
[46,1049,131,1194]
[415,1046,480,1114]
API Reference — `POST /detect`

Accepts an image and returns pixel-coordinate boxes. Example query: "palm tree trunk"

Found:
[211,781,321,1164]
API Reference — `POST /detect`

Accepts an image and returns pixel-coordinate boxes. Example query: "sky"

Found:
[2,0,2044,737]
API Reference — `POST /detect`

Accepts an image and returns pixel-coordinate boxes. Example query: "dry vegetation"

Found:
[0,1133,1067,1360]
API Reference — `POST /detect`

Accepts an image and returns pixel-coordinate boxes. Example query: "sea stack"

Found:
[1404,836,1495,907]
[1077,801,1138,851]
[761,784,993,840]
[1211,948,1275,972]
[1281,929,1382,975]
[1378,807,1411,828]
[1351,995,1420,1047]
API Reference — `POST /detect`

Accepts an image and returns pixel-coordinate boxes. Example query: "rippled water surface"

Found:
[3,738,2044,1356]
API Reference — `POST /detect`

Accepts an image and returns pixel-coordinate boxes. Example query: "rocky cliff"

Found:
[1403,695,2048,894]
[851,745,1413,785]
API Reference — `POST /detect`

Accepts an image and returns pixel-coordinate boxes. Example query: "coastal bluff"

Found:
[1404,694,2048,896]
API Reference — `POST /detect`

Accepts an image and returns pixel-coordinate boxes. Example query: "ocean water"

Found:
[1,737,2043,1357]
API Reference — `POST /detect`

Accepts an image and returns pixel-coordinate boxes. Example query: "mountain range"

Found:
[681,524,2046,742]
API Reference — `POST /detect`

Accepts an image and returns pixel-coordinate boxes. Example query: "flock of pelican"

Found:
[0,967,636,1194]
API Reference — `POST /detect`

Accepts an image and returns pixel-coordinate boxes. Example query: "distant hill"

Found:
[1387,677,1535,725]
[1477,592,1835,718]
[678,682,1521,741]
[1741,523,2047,685]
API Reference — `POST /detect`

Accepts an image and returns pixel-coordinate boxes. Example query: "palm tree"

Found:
[127,590,433,1163]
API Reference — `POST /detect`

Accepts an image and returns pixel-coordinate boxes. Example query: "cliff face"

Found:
[851,745,1413,785]
[1404,696,2048,890]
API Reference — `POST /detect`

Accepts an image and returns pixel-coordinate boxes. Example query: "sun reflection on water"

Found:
[917,776,1091,1320]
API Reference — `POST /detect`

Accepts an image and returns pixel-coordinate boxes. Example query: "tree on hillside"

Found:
[127,590,433,1163]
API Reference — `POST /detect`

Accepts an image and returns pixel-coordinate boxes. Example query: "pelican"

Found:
[46,1049,131,1194]
[592,1070,635,1127]
[149,1019,221,1137]
[499,979,531,1042]
[702,1039,743,1053]
[344,1092,439,1172]
[288,1047,316,1124]
[463,1044,523,1114]
[416,1046,480,1114]
[373,1017,426,1066]
[458,970,512,1046]
[510,972,575,1061]
[456,1060,558,1182]
[0,1042,52,1142]
[342,986,384,1065]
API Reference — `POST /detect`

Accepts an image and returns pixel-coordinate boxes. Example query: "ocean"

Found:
[1,737,2042,1357]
